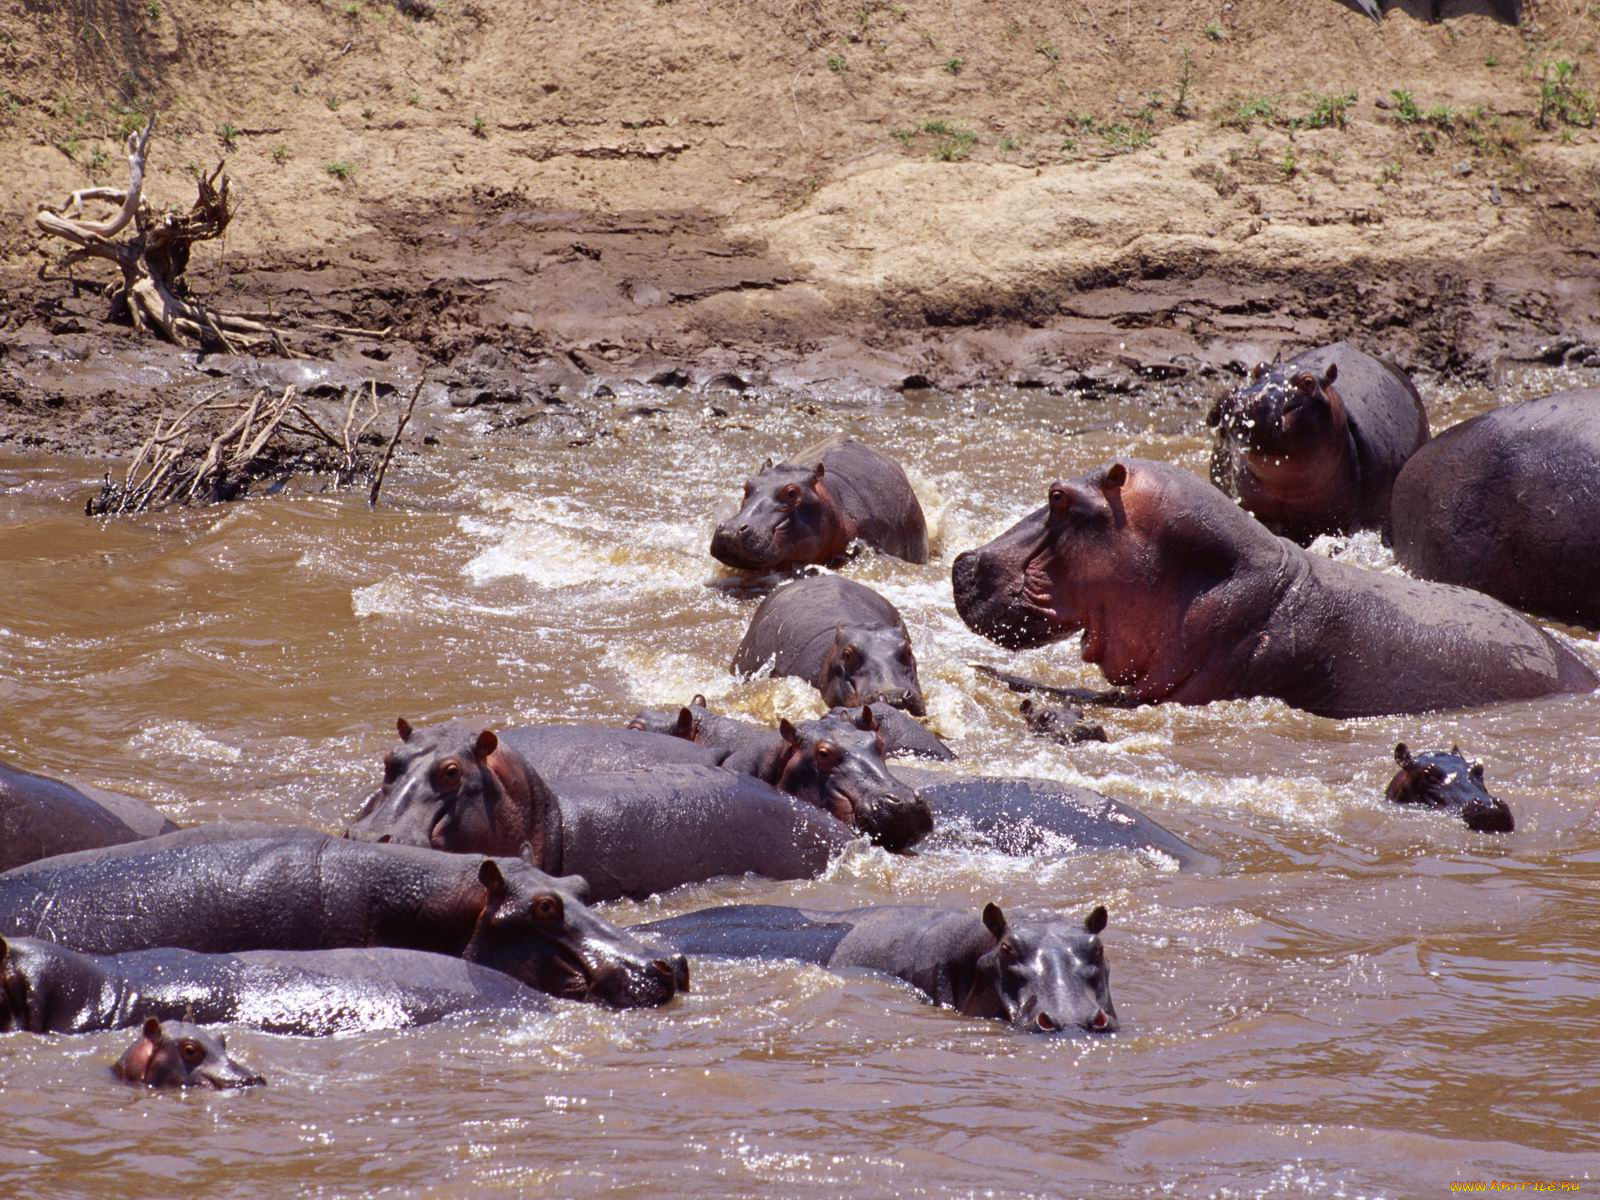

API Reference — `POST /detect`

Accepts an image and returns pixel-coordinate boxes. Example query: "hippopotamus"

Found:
[354,714,928,871]
[952,458,1596,718]
[0,937,547,1035]
[732,575,927,715]
[1386,743,1514,834]
[1207,343,1428,543]
[113,1017,264,1089]
[638,902,1116,1034]
[891,768,1216,871]
[629,695,955,762]
[710,434,929,570]
[0,828,685,1007]
[1389,390,1600,626]
[1018,698,1107,745]
[0,758,178,872]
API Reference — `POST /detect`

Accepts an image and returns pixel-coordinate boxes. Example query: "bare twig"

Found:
[369,377,424,508]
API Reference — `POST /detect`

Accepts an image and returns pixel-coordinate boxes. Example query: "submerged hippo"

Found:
[629,695,955,762]
[891,768,1216,872]
[1390,390,1600,626]
[0,758,178,872]
[0,828,685,1008]
[732,575,927,715]
[710,434,929,570]
[952,458,1596,718]
[1207,343,1428,543]
[638,902,1116,1034]
[1019,698,1107,745]
[0,937,547,1035]
[114,1017,264,1089]
[348,718,926,899]
[1387,743,1514,834]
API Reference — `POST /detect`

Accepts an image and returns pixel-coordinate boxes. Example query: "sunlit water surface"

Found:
[1,370,1597,1198]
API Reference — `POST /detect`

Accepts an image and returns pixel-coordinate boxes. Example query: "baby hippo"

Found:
[1019,698,1107,745]
[732,575,926,716]
[1387,743,1513,833]
[114,1017,264,1090]
[711,434,929,570]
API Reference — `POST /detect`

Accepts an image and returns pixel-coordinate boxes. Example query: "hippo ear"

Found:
[1250,362,1267,382]
[778,718,800,744]
[182,1004,195,1024]
[760,456,773,472]
[474,730,499,761]
[692,693,708,708]
[142,1016,163,1042]
[1084,905,1109,936]
[812,462,825,483]
[555,873,592,903]
[1393,742,1411,766]
[1450,743,1461,756]
[673,708,695,739]
[519,841,535,864]
[1102,462,1127,491]
[981,902,1008,941]
[1322,362,1338,386]
[478,859,509,901]
[1470,761,1485,782]
[1204,398,1223,428]
[397,717,414,742]
[856,706,877,732]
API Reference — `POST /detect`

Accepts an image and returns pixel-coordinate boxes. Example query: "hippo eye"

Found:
[780,484,803,505]
[814,742,840,770]
[999,938,1022,961]
[531,894,564,923]
[433,759,464,791]
[841,645,862,668]
[179,1040,204,1066]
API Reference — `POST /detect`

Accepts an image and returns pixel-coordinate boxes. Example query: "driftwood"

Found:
[970,663,1142,709]
[36,117,286,352]
[89,381,416,516]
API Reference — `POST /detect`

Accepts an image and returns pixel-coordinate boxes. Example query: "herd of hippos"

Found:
[1,342,1595,1088]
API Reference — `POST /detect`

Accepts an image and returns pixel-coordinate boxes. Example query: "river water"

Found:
[1,368,1597,1198]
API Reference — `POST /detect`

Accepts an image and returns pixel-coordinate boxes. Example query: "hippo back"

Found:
[550,766,856,902]
[0,939,547,1035]
[497,726,724,777]
[895,770,1217,872]
[634,904,855,964]
[0,760,169,872]
[1390,389,1600,625]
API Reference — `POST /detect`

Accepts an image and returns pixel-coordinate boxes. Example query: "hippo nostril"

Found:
[1036,1013,1059,1032]
[376,834,392,845]
[1091,1010,1110,1031]
[737,523,750,535]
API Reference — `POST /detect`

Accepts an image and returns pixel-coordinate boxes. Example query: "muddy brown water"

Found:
[1,369,1598,1198]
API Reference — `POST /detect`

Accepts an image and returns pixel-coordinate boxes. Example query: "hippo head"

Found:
[710,459,851,570]
[771,710,932,852]
[1209,361,1343,458]
[114,1017,264,1089]
[953,462,1137,651]
[1387,743,1514,834]
[973,904,1117,1035]
[626,695,709,740]
[466,857,690,1007]
[820,624,927,716]
[347,718,558,862]
[954,460,1251,690]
